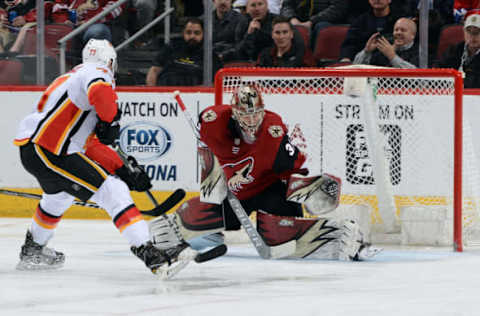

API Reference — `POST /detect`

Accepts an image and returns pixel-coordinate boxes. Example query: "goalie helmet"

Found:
[231,84,265,140]
[82,39,118,73]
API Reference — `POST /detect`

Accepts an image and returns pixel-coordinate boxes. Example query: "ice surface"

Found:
[1,218,480,316]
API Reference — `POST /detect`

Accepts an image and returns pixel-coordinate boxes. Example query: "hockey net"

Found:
[214,67,475,251]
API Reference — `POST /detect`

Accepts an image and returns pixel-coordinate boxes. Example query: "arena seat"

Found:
[294,25,311,51]
[23,24,74,58]
[0,59,23,84]
[436,24,464,60]
[222,61,256,68]
[313,25,349,66]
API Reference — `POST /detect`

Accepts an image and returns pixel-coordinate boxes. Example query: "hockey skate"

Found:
[354,243,383,261]
[16,231,65,270]
[131,241,197,280]
[338,220,383,261]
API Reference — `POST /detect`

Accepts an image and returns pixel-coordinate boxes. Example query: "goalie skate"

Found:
[16,231,65,271]
[354,243,383,261]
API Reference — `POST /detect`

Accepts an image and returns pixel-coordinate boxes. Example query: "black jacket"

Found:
[280,0,348,25]
[370,43,419,67]
[235,12,306,62]
[153,39,222,86]
[438,42,480,89]
[339,9,406,61]
[235,12,279,61]
[257,41,313,67]
[213,9,243,62]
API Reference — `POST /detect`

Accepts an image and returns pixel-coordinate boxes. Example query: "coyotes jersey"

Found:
[14,62,118,156]
[199,105,306,200]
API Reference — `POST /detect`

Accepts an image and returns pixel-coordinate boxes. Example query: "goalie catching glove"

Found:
[286,173,341,215]
[115,155,152,192]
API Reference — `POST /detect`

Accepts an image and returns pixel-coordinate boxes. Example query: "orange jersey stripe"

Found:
[33,99,82,155]
[13,137,30,146]
[37,75,70,112]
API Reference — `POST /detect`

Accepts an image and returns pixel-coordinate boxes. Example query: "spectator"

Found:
[438,10,480,88]
[0,8,34,55]
[213,0,242,62]
[49,0,127,45]
[234,0,283,14]
[339,0,409,62]
[345,0,371,24]
[454,0,479,23]
[234,0,280,61]
[407,0,454,63]
[280,0,348,51]
[145,17,221,86]
[0,0,36,28]
[257,16,314,67]
[130,0,158,47]
[353,17,418,68]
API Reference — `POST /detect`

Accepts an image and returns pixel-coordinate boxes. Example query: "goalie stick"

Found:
[0,188,185,217]
[173,90,296,259]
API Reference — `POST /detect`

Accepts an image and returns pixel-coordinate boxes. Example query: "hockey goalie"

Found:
[150,85,381,261]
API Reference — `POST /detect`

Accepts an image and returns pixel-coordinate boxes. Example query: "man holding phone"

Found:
[353,17,418,68]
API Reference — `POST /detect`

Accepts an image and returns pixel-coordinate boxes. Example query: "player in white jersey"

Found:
[13,39,194,275]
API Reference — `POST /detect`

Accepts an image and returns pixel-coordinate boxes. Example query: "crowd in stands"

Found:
[1,0,480,88]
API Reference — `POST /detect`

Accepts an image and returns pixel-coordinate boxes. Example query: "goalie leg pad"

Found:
[257,212,380,260]
[149,197,225,249]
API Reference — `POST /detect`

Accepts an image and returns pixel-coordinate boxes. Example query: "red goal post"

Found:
[214,67,466,251]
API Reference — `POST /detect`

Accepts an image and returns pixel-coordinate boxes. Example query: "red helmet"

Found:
[231,84,265,140]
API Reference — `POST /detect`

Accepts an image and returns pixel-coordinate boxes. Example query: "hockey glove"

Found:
[95,110,121,145]
[115,161,152,192]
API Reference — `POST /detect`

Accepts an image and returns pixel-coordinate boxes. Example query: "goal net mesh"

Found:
[215,67,477,250]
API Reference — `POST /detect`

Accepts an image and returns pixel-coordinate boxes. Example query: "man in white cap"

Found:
[439,9,480,88]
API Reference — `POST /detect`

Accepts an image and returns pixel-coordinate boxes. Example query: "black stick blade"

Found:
[140,189,186,216]
[194,244,227,263]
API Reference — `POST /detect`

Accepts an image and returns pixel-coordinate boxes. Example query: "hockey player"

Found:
[13,39,195,275]
[151,85,380,261]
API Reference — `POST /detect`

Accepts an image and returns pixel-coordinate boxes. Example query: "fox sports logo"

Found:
[118,121,172,162]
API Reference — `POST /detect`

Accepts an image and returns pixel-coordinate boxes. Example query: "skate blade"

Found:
[153,248,197,280]
[16,260,64,271]
[357,246,383,261]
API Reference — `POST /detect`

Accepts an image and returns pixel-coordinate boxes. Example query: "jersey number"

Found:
[285,143,295,156]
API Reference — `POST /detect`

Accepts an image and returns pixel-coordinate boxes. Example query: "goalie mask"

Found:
[82,39,118,74]
[231,85,265,141]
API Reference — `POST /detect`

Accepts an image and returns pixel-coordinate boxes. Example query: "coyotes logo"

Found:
[201,109,217,122]
[268,125,284,138]
[222,157,255,192]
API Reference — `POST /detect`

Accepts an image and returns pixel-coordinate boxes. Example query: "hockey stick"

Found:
[145,189,227,265]
[112,143,186,216]
[173,91,296,259]
[113,145,227,265]
[0,188,183,217]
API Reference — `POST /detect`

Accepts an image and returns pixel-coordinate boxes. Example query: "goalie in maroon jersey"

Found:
[150,85,381,260]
